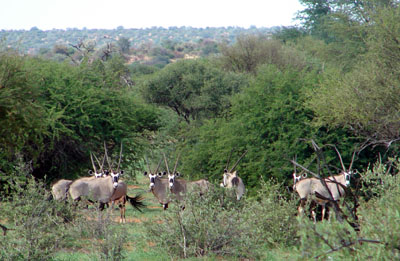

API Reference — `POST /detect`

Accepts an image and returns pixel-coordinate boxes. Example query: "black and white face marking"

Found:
[95,171,103,178]
[110,170,122,188]
[168,173,176,189]
[89,170,103,179]
[343,171,352,186]
[147,173,159,190]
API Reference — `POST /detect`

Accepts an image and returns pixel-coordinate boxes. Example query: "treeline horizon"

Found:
[1,0,400,196]
[0,25,276,54]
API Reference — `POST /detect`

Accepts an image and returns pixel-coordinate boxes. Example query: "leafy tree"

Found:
[297,0,334,37]
[219,35,309,74]
[0,51,161,190]
[140,59,249,122]
[178,65,359,191]
[0,51,48,189]
[117,36,130,54]
[306,4,400,148]
[273,26,307,43]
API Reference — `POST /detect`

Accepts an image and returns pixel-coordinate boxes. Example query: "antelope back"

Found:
[69,176,116,203]
[188,179,212,195]
[52,179,73,200]
[69,176,96,200]
[86,175,118,203]
[294,173,349,201]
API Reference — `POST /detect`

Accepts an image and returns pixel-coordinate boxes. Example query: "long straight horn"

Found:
[333,146,346,172]
[225,149,233,170]
[293,155,297,174]
[172,152,181,174]
[163,153,170,175]
[230,150,248,172]
[154,158,163,174]
[117,142,123,172]
[90,152,97,173]
[348,149,357,171]
[145,156,152,173]
[93,153,102,172]
[101,152,106,171]
[104,141,113,172]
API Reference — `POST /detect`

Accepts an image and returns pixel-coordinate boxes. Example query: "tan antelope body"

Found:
[164,153,212,203]
[220,150,247,200]
[169,177,212,200]
[145,173,170,210]
[51,179,73,200]
[69,175,117,203]
[220,171,245,200]
[293,172,351,221]
[144,157,171,210]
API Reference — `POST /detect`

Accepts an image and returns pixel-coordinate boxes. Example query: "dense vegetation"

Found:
[1,0,400,259]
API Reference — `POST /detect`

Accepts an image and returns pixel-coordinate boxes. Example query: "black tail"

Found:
[126,194,145,212]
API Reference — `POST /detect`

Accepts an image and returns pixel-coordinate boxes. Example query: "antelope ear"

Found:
[292,173,296,178]
[158,172,163,177]
[232,170,237,176]
[176,172,181,177]
[224,169,228,173]
[88,170,93,175]
[120,170,124,175]
[105,170,109,175]
[144,171,148,176]
[302,173,307,178]
[163,171,167,176]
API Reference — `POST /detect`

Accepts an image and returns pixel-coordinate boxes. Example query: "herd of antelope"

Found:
[51,143,355,224]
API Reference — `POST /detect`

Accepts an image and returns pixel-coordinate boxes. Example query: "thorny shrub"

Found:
[143,180,298,259]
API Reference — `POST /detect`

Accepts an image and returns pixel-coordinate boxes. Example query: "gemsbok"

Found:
[69,143,144,221]
[220,150,247,200]
[163,153,212,199]
[143,157,170,210]
[293,153,354,222]
[51,152,104,201]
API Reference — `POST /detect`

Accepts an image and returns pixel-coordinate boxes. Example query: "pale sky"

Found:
[0,0,304,30]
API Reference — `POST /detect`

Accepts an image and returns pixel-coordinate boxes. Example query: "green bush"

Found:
[143,180,298,259]
[73,210,128,261]
[0,177,77,261]
[242,179,299,249]
[359,158,399,201]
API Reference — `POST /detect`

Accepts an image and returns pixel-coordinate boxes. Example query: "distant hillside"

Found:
[0,26,277,55]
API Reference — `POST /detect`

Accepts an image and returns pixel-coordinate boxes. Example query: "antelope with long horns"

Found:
[220,150,247,200]
[163,153,211,200]
[69,143,144,221]
[143,157,170,210]
[292,149,355,222]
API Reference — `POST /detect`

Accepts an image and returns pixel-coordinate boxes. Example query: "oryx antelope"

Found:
[163,153,212,199]
[220,150,247,200]
[293,152,354,222]
[143,157,170,210]
[51,152,105,201]
[69,143,144,221]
